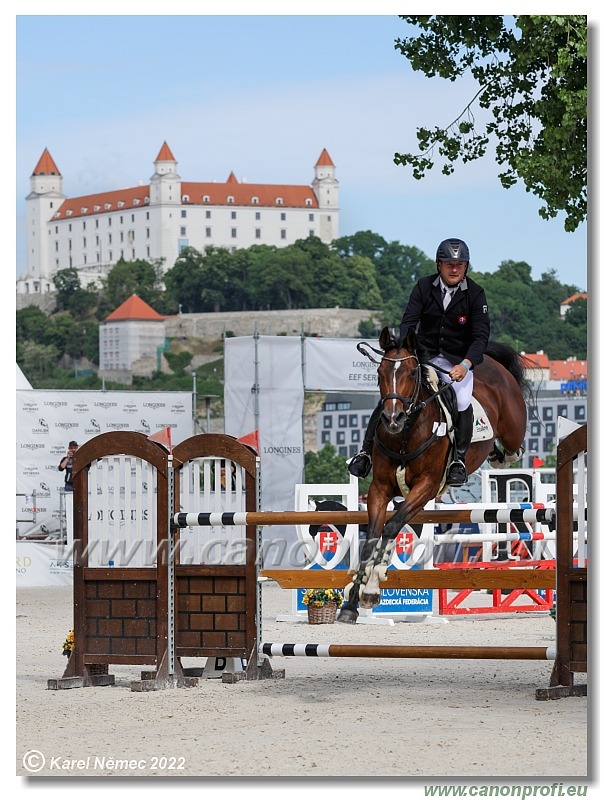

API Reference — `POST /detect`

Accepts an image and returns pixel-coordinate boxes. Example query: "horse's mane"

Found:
[484,341,533,402]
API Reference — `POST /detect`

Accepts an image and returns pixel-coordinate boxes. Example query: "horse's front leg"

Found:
[337,489,389,624]
[359,482,439,609]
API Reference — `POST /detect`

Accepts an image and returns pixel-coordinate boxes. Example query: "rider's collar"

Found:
[433,275,468,291]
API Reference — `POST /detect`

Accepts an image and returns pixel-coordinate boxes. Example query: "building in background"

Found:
[316,351,588,468]
[17,142,339,298]
[98,294,167,385]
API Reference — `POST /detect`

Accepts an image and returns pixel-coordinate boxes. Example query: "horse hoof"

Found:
[337,608,358,624]
[359,593,380,609]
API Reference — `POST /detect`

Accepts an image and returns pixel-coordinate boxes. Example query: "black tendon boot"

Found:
[348,403,382,478]
[446,407,474,486]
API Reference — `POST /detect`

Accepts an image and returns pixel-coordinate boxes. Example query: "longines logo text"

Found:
[44,401,68,408]
[143,402,166,409]
[263,446,302,455]
[94,402,117,409]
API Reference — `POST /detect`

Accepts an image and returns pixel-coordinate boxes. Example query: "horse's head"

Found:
[377,326,420,434]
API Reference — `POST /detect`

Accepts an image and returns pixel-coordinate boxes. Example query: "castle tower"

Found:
[312,148,339,240]
[25,148,65,286]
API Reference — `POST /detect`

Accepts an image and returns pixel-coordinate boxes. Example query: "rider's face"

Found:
[438,260,467,287]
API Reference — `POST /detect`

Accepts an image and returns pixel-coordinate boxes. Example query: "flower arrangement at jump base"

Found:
[302,588,344,625]
[62,630,74,657]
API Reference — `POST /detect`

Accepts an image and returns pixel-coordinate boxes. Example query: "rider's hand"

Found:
[450,360,472,382]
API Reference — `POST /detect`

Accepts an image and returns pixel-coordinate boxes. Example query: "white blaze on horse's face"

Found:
[379,351,419,434]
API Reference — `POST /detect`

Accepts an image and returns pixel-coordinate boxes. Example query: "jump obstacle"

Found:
[47,425,587,700]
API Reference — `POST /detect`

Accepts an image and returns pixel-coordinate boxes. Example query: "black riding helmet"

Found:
[436,238,470,263]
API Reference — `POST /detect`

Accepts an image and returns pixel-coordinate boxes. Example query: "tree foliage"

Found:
[394,15,587,231]
[304,442,350,484]
[16,233,587,387]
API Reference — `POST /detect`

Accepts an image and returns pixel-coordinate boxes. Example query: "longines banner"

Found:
[224,336,380,565]
[16,389,194,541]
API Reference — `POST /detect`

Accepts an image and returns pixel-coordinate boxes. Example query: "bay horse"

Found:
[337,326,532,623]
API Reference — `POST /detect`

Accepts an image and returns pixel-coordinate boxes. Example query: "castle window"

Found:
[203,195,210,203]
[94,205,100,212]
[276,197,283,205]
[227,196,234,204]
[81,207,88,214]
[182,195,189,203]
[118,201,124,208]
[305,198,313,206]
[105,203,111,210]
[133,199,140,206]
[252,197,259,204]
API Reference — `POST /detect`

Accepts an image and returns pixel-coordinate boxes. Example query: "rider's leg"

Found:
[447,407,473,486]
[348,402,382,478]
[446,370,474,486]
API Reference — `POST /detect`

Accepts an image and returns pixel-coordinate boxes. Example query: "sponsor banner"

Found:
[16,389,193,540]
[16,542,73,587]
[225,337,304,563]
[304,337,380,392]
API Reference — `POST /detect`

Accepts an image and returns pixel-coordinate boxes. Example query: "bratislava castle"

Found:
[17,142,339,297]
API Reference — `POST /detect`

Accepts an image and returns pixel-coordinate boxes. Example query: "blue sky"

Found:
[11,6,596,293]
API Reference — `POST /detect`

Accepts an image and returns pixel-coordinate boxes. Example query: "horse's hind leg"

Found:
[488,441,525,468]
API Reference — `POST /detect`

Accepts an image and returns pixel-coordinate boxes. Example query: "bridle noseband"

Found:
[357,342,421,417]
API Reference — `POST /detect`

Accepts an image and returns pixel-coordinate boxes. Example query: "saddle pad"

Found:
[470,398,493,442]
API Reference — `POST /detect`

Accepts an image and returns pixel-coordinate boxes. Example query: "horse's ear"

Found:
[379,326,395,351]
[402,327,417,351]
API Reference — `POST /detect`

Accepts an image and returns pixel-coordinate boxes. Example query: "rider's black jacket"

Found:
[399,273,491,368]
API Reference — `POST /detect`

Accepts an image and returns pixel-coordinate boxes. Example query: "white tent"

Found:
[16,364,32,389]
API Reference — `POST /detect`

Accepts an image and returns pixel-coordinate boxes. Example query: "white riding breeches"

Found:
[431,354,474,411]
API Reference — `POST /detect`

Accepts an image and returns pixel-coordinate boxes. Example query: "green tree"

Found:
[163,248,205,313]
[99,257,165,316]
[17,306,48,343]
[304,443,350,484]
[53,268,98,317]
[394,15,587,231]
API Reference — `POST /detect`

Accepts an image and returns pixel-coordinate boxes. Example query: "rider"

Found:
[348,238,491,486]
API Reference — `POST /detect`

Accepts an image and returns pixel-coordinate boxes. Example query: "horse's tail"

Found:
[484,341,534,402]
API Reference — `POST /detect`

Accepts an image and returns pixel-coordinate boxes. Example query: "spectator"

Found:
[58,440,79,492]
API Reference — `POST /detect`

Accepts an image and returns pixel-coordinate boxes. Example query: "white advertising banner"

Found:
[224,337,304,564]
[16,389,194,539]
[16,542,73,587]
[304,337,380,393]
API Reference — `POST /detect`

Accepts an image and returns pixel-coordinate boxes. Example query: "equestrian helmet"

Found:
[436,238,470,263]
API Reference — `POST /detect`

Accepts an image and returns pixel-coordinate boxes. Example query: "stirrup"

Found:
[348,451,372,478]
[447,459,467,487]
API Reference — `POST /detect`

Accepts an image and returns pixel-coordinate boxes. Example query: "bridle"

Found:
[357,340,453,465]
[358,342,427,418]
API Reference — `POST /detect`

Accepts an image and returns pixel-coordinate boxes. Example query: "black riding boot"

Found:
[348,403,382,478]
[446,407,474,486]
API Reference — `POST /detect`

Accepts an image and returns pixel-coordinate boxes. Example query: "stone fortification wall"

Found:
[165,307,380,340]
